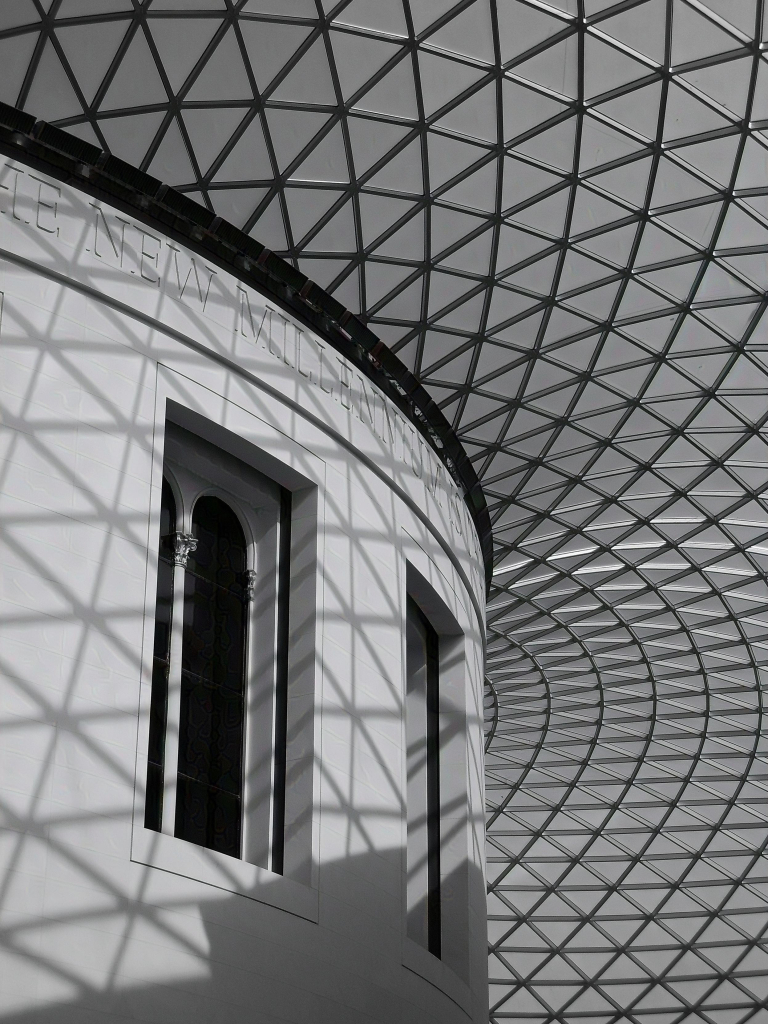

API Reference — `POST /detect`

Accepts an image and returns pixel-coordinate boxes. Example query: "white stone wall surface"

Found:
[0,156,488,1024]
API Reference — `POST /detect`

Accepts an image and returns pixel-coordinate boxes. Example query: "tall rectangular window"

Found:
[144,422,290,866]
[406,595,442,958]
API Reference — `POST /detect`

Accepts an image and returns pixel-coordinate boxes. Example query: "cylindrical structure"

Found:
[0,135,488,1023]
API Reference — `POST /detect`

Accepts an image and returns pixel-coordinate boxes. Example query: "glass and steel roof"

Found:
[5,1,768,1022]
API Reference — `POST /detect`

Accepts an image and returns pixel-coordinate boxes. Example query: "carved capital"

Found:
[243,569,257,600]
[171,532,197,567]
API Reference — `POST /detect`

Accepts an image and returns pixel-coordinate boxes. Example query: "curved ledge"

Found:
[0,101,492,593]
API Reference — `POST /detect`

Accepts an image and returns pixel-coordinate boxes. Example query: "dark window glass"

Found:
[145,478,176,831]
[176,496,248,858]
[406,596,441,958]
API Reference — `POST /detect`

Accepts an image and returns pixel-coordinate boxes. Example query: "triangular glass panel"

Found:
[56,19,129,106]
[594,81,663,139]
[212,115,273,182]
[363,261,417,307]
[511,188,569,237]
[365,137,423,193]
[487,286,540,329]
[542,307,595,344]
[410,0,464,35]
[565,280,622,319]
[435,289,487,331]
[304,200,357,251]
[496,1,567,63]
[651,156,714,208]
[578,223,638,268]
[0,31,38,110]
[181,107,245,178]
[514,116,578,172]
[676,134,740,187]
[290,122,350,183]
[238,20,313,95]
[663,82,731,141]
[185,27,252,101]
[330,30,402,101]
[579,115,646,172]
[375,276,424,319]
[714,205,765,249]
[426,0,495,63]
[657,201,721,246]
[735,136,768,190]
[512,35,579,99]
[496,227,553,279]
[418,48,487,119]
[359,193,418,248]
[671,0,739,64]
[265,108,331,171]
[249,193,288,250]
[503,78,567,142]
[570,188,629,235]
[372,210,425,260]
[436,80,498,143]
[681,56,751,117]
[0,0,38,30]
[147,118,196,184]
[353,54,419,119]
[441,158,498,212]
[209,187,268,228]
[271,36,336,104]
[441,228,494,275]
[633,222,696,265]
[297,258,350,291]
[428,269,478,316]
[100,27,168,109]
[502,157,563,210]
[431,206,486,255]
[584,33,652,99]
[505,252,560,295]
[98,110,165,163]
[64,121,102,148]
[559,250,614,291]
[149,18,220,95]
[24,38,82,122]
[600,0,666,63]
[347,116,411,178]
[283,187,343,243]
[329,267,360,313]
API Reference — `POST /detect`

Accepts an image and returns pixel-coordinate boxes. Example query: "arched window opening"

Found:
[145,478,176,832]
[176,496,248,858]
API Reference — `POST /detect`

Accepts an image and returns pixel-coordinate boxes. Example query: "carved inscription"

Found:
[0,160,479,555]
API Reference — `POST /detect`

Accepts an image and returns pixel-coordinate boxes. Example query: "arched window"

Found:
[142,421,302,873]
[175,496,248,858]
[145,478,176,832]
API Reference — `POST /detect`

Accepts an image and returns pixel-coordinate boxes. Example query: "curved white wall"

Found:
[0,156,487,1023]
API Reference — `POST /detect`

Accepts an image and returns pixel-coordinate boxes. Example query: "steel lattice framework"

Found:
[5,0,768,1022]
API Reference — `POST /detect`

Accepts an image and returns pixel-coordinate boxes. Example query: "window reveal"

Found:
[144,478,176,832]
[406,596,442,959]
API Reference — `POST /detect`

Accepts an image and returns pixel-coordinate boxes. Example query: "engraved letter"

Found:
[169,244,217,311]
[89,203,123,263]
[33,178,60,235]
[139,230,161,284]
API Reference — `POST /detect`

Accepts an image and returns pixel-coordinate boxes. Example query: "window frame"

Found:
[132,382,322,922]
[402,555,474,1004]
[149,425,283,869]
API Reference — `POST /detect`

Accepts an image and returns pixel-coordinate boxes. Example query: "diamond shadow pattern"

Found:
[6,1,768,1022]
